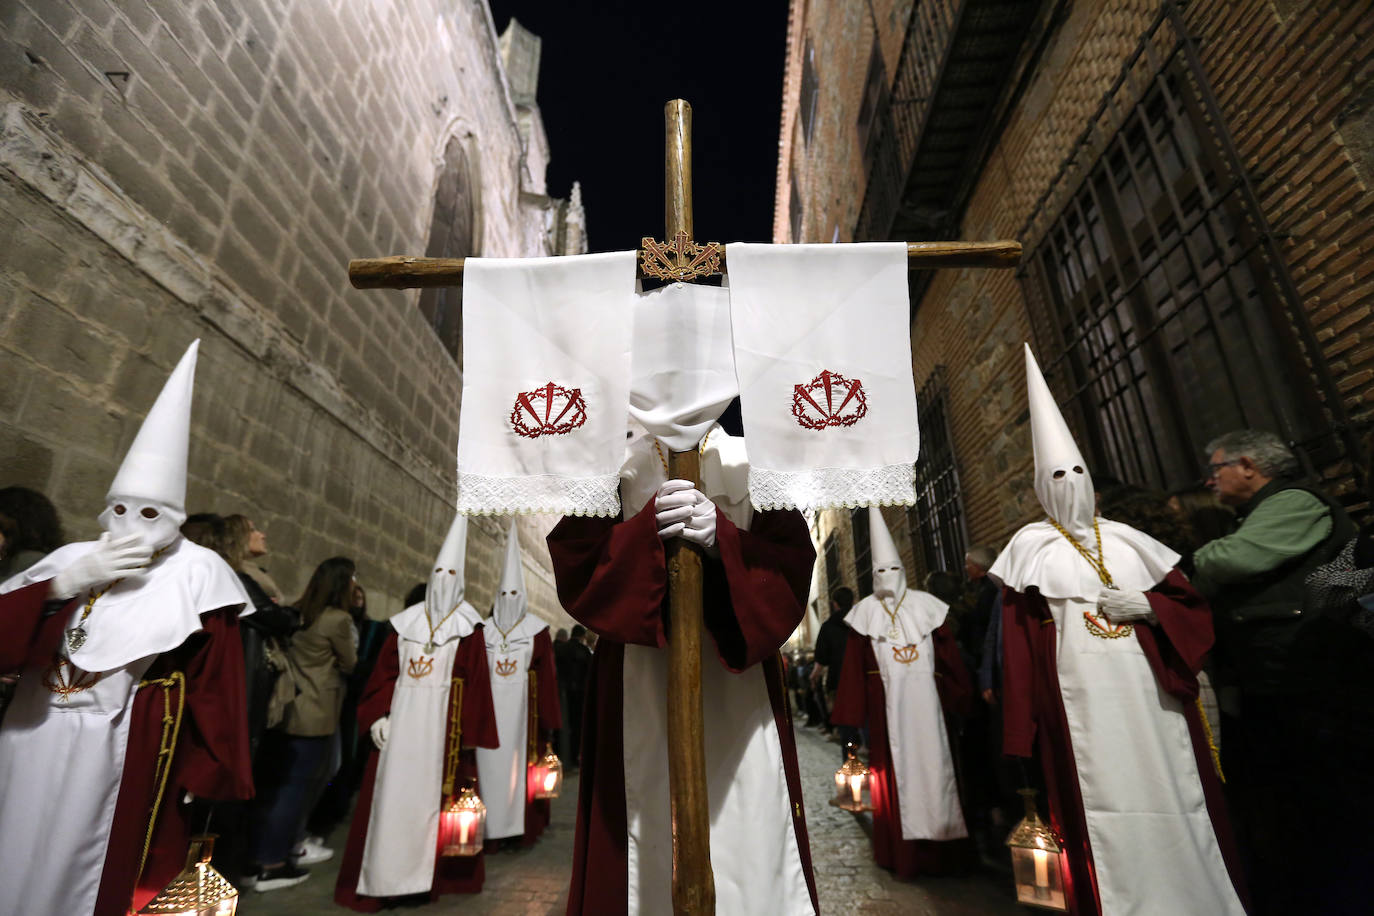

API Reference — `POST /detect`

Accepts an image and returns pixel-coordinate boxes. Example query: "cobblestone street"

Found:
[247,716,1020,915]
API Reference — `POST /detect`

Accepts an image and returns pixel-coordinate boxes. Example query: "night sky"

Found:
[486,2,790,253]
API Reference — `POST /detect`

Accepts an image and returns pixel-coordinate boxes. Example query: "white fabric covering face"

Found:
[426,514,469,631]
[726,242,918,511]
[492,518,528,633]
[99,498,185,553]
[107,339,199,515]
[868,506,907,608]
[628,280,738,451]
[456,252,639,517]
[1025,344,1095,538]
[1,537,251,672]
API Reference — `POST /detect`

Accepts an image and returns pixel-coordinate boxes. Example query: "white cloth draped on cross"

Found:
[454,242,918,515]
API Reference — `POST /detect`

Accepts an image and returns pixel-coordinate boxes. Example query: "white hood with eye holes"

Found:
[1025,344,1095,539]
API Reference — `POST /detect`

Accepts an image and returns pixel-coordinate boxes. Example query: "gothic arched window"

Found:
[419,136,478,362]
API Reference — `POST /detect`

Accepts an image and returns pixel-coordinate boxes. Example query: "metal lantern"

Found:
[439,786,487,857]
[533,743,563,799]
[138,835,238,916]
[828,743,875,812]
[1006,788,1068,911]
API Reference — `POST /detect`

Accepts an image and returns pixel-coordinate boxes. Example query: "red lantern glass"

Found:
[533,743,563,799]
[439,786,486,857]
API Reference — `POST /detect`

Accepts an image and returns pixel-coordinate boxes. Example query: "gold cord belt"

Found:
[442,677,466,797]
[134,671,186,886]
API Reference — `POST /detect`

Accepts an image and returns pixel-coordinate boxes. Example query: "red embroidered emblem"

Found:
[495,657,519,677]
[892,645,919,664]
[792,370,868,430]
[510,382,588,439]
[407,656,434,679]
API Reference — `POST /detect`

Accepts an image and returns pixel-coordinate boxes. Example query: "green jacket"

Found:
[1193,477,1354,694]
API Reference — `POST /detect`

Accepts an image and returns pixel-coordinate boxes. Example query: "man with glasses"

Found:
[1189,429,1354,915]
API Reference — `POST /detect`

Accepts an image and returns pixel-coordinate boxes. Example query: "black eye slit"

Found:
[141,507,159,519]
[114,504,127,515]
[1073,466,1084,474]
[1053,470,1066,480]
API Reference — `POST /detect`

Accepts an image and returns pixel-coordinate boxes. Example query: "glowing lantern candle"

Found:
[138,835,238,916]
[533,743,563,799]
[439,786,486,857]
[828,743,875,812]
[1006,788,1068,911]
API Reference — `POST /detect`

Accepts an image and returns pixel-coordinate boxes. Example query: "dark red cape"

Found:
[334,626,500,910]
[830,623,977,877]
[517,627,562,845]
[1000,570,1251,915]
[0,579,254,916]
[547,500,821,916]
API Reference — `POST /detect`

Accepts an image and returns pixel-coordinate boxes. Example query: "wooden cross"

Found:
[347,99,1021,916]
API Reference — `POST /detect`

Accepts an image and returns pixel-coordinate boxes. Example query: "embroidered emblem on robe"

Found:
[495,657,519,677]
[892,644,920,664]
[407,656,435,679]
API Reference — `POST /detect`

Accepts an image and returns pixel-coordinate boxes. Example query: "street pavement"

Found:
[246,718,1021,914]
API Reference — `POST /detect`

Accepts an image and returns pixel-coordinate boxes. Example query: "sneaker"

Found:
[254,863,310,891]
[292,839,334,866]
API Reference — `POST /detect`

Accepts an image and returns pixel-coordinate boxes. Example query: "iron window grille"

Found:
[800,40,820,147]
[1018,3,1357,494]
[824,532,841,597]
[909,366,970,578]
[850,506,873,598]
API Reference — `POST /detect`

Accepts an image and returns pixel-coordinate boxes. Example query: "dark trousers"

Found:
[254,734,332,866]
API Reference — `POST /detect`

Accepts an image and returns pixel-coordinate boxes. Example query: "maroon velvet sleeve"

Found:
[932,623,973,718]
[0,581,70,672]
[546,502,667,647]
[175,607,254,801]
[705,508,816,672]
[1136,569,1212,702]
[532,628,562,730]
[1000,588,1038,758]
[356,630,400,731]
[829,630,869,727]
[457,626,499,749]
[1142,568,1214,677]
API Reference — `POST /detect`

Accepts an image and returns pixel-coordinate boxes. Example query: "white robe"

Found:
[0,537,248,916]
[358,600,481,896]
[476,613,547,839]
[846,591,967,841]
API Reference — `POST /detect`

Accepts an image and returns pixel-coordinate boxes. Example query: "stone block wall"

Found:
[0,0,577,627]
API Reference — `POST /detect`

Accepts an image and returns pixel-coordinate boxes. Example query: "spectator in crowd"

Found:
[215,514,299,886]
[1293,435,1374,912]
[811,586,855,756]
[563,624,592,767]
[237,514,285,602]
[1189,429,1355,914]
[0,485,64,578]
[181,511,227,554]
[253,556,358,891]
[403,581,426,608]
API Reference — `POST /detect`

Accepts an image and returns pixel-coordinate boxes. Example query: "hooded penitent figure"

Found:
[989,345,1248,915]
[831,507,973,878]
[475,518,561,845]
[0,340,254,916]
[548,418,820,916]
[335,513,500,909]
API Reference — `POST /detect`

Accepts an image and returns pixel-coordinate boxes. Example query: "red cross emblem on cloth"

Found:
[792,370,868,430]
[510,382,588,439]
[495,657,519,677]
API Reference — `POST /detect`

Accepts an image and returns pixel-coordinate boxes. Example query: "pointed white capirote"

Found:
[868,506,908,607]
[426,513,469,622]
[492,517,528,631]
[106,339,199,511]
[1025,343,1096,536]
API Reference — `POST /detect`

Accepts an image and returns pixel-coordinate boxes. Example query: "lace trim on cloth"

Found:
[455,471,623,517]
[748,463,916,511]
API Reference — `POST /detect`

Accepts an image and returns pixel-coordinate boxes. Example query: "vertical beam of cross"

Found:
[661,99,716,916]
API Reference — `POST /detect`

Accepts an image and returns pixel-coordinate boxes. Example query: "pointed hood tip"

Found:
[105,339,200,510]
[1024,343,1095,532]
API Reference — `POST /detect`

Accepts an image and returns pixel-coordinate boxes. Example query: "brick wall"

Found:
[778,0,1374,606]
[0,0,577,628]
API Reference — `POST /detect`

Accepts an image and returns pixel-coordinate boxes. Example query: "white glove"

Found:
[1097,589,1156,624]
[50,533,152,599]
[370,716,390,750]
[654,480,718,549]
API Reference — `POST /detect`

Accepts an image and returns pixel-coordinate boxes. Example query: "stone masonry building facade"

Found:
[778,0,1374,612]
[0,0,586,626]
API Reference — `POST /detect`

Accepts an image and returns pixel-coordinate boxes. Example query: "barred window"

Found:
[824,532,840,595]
[800,40,819,147]
[850,506,872,598]
[419,136,478,363]
[856,38,887,157]
[909,366,969,577]
[1020,15,1338,492]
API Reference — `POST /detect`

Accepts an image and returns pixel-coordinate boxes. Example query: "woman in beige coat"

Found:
[254,557,358,891]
